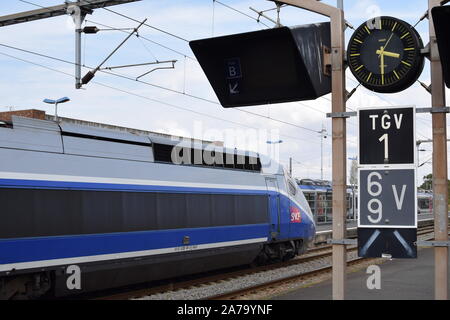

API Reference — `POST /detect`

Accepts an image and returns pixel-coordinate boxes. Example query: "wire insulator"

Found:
[82,26,99,34]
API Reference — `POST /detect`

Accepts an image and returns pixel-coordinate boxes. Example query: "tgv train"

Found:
[0,115,315,299]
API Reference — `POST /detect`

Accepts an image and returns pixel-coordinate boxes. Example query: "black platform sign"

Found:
[189,23,331,108]
[432,5,450,88]
[358,228,417,259]
[359,106,415,165]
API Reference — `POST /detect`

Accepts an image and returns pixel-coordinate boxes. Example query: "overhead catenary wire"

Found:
[0,50,324,146]
[15,0,346,129]
[0,42,335,138]
[13,0,360,143]
[213,0,271,29]
[19,0,424,139]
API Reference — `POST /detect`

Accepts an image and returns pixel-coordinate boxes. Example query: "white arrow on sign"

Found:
[229,82,239,94]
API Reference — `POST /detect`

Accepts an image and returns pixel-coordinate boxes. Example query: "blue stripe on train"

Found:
[0,178,270,195]
[0,224,269,264]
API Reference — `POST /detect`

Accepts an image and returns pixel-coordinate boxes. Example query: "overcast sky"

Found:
[0,0,445,184]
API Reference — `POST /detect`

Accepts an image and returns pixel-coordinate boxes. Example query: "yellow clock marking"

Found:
[382,74,385,85]
[404,48,415,51]
[367,72,373,81]
[401,60,412,67]
[393,70,400,79]
[364,26,371,34]
[355,65,364,71]
[400,32,410,39]
[350,53,361,56]
[354,38,363,44]
[392,22,398,31]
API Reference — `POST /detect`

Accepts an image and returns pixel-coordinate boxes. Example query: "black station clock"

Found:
[347,16,424,93]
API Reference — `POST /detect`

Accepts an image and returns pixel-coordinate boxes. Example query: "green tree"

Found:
[420,173,433,190]
[420,173,450,205]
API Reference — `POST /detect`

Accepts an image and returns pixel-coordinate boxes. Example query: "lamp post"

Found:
[266,140,283,173]
[318,125,328,180]
[43,97,70,122]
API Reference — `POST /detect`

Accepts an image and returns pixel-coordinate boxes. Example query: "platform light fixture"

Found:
[43,97,70,122]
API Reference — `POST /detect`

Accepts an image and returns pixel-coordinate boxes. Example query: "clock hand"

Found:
[376,49,400,58]
[378,32,395,58]
[380,47,385,84]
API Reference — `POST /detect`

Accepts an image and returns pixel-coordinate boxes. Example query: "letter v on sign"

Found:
[392,184,407,210]
[394,113,403,129]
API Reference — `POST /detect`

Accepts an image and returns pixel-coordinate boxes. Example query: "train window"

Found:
[153,143,173,162]
[224,153,235,169]
[235,154,245,170]
[152,143,261,172]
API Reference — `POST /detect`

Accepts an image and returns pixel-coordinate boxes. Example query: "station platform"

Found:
[273,246,449,300]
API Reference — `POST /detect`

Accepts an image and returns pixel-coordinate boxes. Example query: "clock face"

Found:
[347,16,424,93]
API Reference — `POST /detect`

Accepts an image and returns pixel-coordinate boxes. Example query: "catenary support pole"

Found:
[67,2,86,89]
[270,0,347,299]
[428,0,448,300]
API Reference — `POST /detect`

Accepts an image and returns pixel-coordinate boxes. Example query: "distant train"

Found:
[297,179,433,223]
[0,115,315,299]
[417,191,433,215]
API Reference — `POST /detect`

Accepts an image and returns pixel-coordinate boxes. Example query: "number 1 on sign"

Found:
[379,134,388,159]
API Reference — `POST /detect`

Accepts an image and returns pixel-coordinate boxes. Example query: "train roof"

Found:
[1,115,285,175]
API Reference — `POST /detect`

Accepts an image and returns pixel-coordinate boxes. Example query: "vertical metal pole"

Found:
[320,131,324,180]
[54,102,58,122]
[330,7,347,300]
[270,0,347,300]
[75,26,82,89]
[68,2,85,89]
[429,0,448,300]
[289,157,293,176]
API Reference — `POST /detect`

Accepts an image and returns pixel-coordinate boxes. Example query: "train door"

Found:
[265,177,280,240]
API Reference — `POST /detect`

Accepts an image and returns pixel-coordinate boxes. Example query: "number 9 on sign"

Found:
[367,172,383,224]
[367,199,383,223]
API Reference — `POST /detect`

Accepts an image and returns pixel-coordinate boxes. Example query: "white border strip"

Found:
[0,237,267,273]
[0,171,268,192]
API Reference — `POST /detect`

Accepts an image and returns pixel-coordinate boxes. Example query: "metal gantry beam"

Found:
[0,0,142,89]
[0,1,141,27]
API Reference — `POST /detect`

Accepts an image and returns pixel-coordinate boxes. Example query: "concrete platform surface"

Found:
[274,247,450,300]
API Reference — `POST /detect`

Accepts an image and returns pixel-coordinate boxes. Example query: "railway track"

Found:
[96,224,440,300]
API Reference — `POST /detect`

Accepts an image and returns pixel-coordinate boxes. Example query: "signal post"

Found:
[272,0,348,300]
[429,0,448,300]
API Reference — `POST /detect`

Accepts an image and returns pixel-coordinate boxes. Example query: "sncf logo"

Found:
[290,206,301,223]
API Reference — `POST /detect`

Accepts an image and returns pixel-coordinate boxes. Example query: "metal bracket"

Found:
[323,46,332,77]
[421,43,430,59]
[327,238,357,245]
[416,107,450,114]
[332,108,449,117]
[326,111,357,118]
[415,240,450,247]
